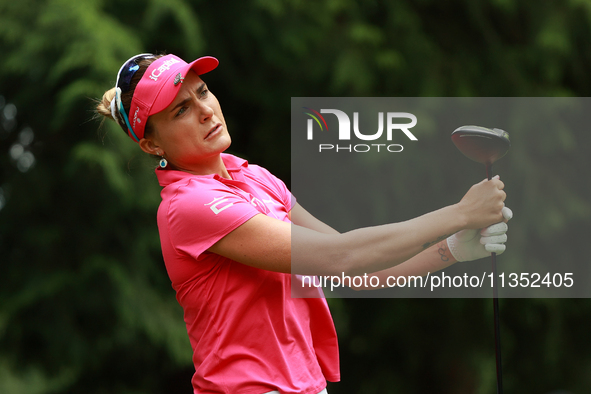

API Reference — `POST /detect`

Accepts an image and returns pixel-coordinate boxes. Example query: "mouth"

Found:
[205,123,222,140]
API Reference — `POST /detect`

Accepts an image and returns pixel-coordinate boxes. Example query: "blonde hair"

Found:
[96,87,117,121]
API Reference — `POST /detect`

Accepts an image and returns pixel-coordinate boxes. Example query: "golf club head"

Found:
[451,126,510,166]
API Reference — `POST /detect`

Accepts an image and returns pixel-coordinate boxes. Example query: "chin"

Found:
[220,134,232,151]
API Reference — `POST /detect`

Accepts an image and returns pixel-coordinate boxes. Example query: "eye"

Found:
[175,106,187,117]
[200,88,209,98]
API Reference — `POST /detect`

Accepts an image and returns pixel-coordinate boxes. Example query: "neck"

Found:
[171,154,231,179]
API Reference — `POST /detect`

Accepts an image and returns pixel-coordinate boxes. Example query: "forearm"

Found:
[292,203,466,276]
[352,239,457,290]
[289,203,340,235]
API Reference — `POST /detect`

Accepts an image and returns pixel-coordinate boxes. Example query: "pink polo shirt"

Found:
[155,153,340,394]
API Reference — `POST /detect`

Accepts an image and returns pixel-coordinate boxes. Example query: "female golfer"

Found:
[96,53,510,394]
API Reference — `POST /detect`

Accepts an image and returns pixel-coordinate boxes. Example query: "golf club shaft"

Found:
[487,164,503,394]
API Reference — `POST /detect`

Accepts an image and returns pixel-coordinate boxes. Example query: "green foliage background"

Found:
[0,0,590,393]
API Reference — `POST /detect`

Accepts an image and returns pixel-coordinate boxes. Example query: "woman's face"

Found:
[146,70,231,172]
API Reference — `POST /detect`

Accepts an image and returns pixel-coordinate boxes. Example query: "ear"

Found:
[139,136,162,156]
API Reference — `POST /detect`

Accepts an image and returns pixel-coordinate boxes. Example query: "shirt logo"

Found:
[262,197,281,206]
[205,196,234,215]
[249,195,269,214]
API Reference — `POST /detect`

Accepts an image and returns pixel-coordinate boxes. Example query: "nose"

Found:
[195,98,214,124]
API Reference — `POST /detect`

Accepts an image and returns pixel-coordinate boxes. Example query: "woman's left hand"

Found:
[447,206,512,262]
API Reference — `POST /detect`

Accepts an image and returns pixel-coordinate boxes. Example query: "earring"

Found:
[159,157,168,169]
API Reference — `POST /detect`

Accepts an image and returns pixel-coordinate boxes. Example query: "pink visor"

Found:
[127,54,219,141]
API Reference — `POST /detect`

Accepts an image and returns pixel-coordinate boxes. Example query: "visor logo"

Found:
[132,108,140,129]
[149,59,181,82]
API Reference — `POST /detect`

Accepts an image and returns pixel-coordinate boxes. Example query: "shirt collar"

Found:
[156,153,249,187]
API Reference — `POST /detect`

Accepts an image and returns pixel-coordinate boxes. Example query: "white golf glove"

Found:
[447,206,513,262]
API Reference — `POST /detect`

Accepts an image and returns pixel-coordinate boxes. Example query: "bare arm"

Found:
[208,177,505,277]
[350,239,457,290]
[289,203,339,234]
[291,202,457,287]
[290,203,463,276]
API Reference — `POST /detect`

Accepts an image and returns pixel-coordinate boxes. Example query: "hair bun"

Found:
[96,87,117,120]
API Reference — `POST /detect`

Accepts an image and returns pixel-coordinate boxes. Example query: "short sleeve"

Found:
[163,179,261,260]
[246,165,295,212]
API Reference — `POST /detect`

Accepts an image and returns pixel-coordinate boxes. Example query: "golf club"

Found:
[451,125,511,394]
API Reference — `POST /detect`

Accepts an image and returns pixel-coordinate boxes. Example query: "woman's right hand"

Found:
[456,176,507,230]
